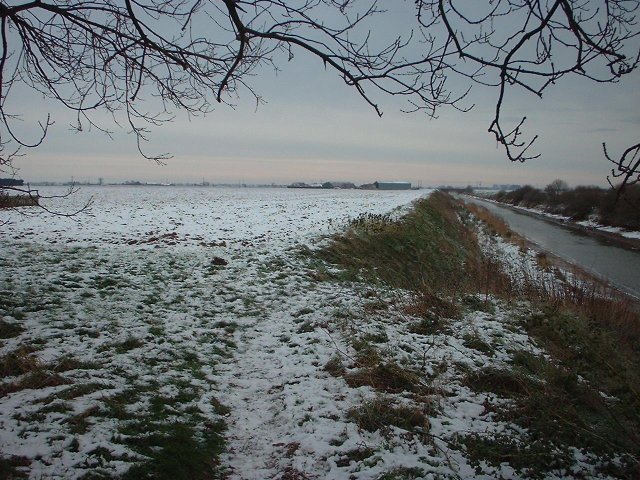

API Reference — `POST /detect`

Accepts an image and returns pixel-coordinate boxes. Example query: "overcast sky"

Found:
[10,3,640,188]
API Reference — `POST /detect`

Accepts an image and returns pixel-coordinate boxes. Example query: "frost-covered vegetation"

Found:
[1,187,638,479]
[317,191,640,479]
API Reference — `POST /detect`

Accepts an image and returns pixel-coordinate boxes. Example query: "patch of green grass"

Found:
[456,431,573,478]
[91,372,229,478]
[462,333,495,356]
[362,298,389,313]
[113,337,145,354]
[509,350,546,376]
[520,305,640,458]
[50,356,99,372]
[463,367,532,397]
[148,324,165,337]
[119,421,225,480]
[56,383,107,401]
[324,355,346,376]
[331,307,355,321]
[90,275,127,290]
[521,305,640,404]
[12,292,62,313]
[464,348,640,477]
[376,467,427,480]
[345,361,422,394]
[0,289,29,319]
[0,455,29,479]
[66,406,100,434]
[407,315,448,336]
[2,369,70,396]
[78,469,115,479]
[335,446,376,467]
[0,319,24,339]
[296,320,315,334]
[166,294,186,306]
[97,382,163,420]
[462,294,496,313]
[361,330,389,344]
[351,338,381,364]
[142,294,159,306]
[177,352,206,379]
[208,342,230,355]
[213,320,238,334]
[10,310,25,320]
[75,327,100,338]
[14,400,71,423]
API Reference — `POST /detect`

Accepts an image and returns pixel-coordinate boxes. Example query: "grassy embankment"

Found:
[315,190,640,478]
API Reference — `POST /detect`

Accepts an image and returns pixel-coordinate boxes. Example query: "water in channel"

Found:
[463,196,640,299]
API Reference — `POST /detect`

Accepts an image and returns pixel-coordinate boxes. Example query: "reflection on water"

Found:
[464,197,640,298]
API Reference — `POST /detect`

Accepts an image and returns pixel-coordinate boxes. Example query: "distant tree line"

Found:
[0,178,23,187]
[492,181,640,230]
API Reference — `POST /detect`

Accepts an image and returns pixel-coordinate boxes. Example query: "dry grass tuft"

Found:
[0,193,39,208]
[344,361,421,394]
[0,320,24,339]
[462,200,528,251]
[0,348,71,397]
[518,267,640,350]
[347,396,430,434]
[0,346,39,377]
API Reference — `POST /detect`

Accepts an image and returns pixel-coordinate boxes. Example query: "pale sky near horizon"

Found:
[7,3,640,188]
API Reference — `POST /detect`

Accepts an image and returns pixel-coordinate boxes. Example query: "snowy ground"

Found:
[0,187,623,479]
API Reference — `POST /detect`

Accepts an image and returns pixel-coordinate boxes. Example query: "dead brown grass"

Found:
[0,348,71,397]
[528,274,640,349]
[347,396,430,434]
[0,346,39,377]
[461,198,640,349]
[463,201,528,251]
[0,193,39,208]
[344,361,421,394]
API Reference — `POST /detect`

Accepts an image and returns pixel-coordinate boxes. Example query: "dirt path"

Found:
[215,257,362,478]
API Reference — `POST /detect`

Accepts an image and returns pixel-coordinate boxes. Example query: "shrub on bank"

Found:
[600,184,640,230]
[494,182,640,229]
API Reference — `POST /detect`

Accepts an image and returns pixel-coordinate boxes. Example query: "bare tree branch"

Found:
[416,0,639,166]
[606,141,640,193]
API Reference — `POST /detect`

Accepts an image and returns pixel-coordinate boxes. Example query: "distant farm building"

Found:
[322,181,356,189]
[374,181,411,190]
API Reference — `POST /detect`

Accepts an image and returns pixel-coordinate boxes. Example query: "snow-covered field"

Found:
[0,187,624,479]
[2,186,424,249]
